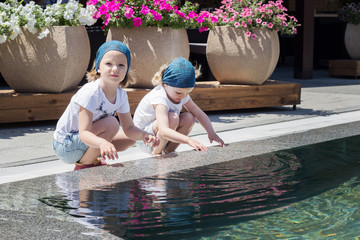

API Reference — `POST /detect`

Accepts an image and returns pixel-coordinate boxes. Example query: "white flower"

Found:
[9,26,21,40]
[64,11,74,21]
[0,0,96,44]
[25,22,37,34]
[79,7,97,26]
[0,34,6,43]
[44,17,54,25]
[9,15,19,29]
[38,28,50,39]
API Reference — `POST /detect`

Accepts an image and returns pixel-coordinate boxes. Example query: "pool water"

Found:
[41,135,360,239]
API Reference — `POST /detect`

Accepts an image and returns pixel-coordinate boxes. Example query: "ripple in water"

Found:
[41,135,360,239]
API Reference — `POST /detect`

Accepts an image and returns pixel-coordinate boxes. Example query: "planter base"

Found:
[329,59,360,78]
[0,80,301,123]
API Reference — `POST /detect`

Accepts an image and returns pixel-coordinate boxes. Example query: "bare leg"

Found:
[112,129,136,151]
[79,116,120,164]
[151,112,179,155]
[164,112,195,154]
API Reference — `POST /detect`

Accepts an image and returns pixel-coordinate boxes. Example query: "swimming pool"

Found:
[41,135,360,239]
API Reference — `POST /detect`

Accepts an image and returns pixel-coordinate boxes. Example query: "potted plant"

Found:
[338,2,360,60]
[0,0,97,93]
[205,0,300,85]
[86,0,215,88]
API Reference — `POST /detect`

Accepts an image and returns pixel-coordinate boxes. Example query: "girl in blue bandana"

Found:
[53,40,159,170]
[133,57,224,155]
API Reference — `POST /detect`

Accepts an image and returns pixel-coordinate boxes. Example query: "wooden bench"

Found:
[0,80,301,124]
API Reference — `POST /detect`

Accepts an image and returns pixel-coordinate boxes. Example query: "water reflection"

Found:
[40,135,360,239]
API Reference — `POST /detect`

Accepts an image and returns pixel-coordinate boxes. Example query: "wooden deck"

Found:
[0,80,301,124]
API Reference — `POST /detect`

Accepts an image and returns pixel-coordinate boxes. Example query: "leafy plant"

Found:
[86,0,216,32]
[0,0,97,44]
[210,0,300,39]
[338,2,360,25]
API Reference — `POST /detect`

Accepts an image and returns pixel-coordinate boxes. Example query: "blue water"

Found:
[41,135,360,239]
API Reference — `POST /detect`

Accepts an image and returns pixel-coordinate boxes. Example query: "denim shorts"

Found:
[53,132,88,164]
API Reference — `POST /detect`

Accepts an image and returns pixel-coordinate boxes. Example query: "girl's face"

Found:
[164,84,193,104]
[98,50,127,85]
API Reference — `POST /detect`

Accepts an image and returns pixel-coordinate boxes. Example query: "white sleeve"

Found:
[117,88,130,114]
[72,85,99,113]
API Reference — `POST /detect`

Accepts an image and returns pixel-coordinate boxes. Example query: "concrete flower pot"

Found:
[106,27,190,88]
[206,26,280,85]
[345,23,360,60]
[0,26,90,93]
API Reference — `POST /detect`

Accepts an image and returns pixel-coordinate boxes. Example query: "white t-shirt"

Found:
[133,84,190,130]
[54,79,130,143]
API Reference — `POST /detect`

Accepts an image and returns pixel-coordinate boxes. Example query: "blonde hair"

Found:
[86,61,136,88]
[151,61,202,86]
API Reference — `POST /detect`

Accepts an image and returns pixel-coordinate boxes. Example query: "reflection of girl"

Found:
[53,41,159,170]
[55,173,131,232]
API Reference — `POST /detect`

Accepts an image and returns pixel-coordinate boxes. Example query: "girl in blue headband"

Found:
[133,57,224,155]
[53,40,159,170]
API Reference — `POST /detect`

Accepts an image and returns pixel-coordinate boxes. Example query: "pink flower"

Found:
[175,10,186,18]
[251,34,257,39]
[87,0,98,6]
[211,16,218,23]
[124,7,134,19]
[256,18,262,24]
[188,11,197,19]
[241,21,247,27]
[140,5,150,15]
[268,22,274,29]
[132,17,142,27]
[104,13,111,26]
[196,15,205,23]
[98,4,108,15]
[234,21,240,27]
[199,26,209,33]
[108,1,120,12]
[150,10,162,21]
[160,3,172,11]
[245,31,251,37]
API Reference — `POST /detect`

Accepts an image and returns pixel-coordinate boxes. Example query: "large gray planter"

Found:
[206,26,280,85]
[107,27,190,88]
[0,26,90,93]
[345,23,360,60]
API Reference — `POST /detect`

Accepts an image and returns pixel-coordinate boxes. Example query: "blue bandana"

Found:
[95,40,131,75]
[162,57,195,88]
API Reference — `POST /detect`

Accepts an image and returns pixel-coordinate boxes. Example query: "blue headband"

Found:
[95,40,131,75]
[162,57,195,88]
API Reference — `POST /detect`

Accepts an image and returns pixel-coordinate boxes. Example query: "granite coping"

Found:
[1,121,360,240]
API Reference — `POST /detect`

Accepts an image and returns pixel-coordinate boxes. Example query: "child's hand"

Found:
[143,134,160,148]
[99,140,118,161]
[208,133,225,147]
[188,138,208,151]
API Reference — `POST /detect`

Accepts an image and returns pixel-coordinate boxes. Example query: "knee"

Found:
[180,112,196,127]
[99,116,120,139]
[168,112,180,130]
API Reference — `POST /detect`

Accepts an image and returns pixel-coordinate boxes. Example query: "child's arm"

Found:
[184,99,225,147]
[155,104,208,151]
[117,112,159,147]
[78,107,118,160]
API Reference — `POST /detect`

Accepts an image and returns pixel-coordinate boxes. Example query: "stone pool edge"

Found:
[1,120,360,240]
